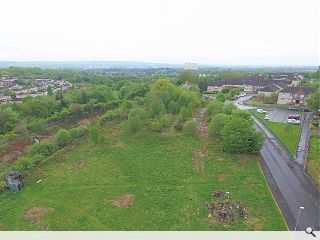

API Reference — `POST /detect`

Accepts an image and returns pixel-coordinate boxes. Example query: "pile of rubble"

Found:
[205,190,247,224]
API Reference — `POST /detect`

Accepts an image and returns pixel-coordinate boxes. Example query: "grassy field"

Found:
[0,122,286,230]
[254,113,301,155]
[307,127,320,184]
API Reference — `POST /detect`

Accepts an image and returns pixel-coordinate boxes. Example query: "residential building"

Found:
[277,87,316,106]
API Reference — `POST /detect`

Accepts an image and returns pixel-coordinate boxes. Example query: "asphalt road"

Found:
[255,119,320,231]
[296,112,312,165]
[233,96,320,230]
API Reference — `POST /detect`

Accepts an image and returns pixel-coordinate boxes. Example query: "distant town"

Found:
[0,77,72,104]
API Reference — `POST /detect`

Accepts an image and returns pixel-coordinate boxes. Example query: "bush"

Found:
[174,115,184,131]
[127,108,146,134]
[183,120,198,137]
[180,106,192,121]
[100,109,123,126]
[223,103,237,115]
[206,101,223,121]
[55,129,72,149]
[221,116,264,153]
[89,126,104,144]
[149,120,163,132]
[30,142,58,157]
[69,125,87,140]
[160,115,172,128]
[209,113,228,136]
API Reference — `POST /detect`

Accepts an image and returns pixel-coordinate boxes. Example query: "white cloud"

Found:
[0,0,318,65]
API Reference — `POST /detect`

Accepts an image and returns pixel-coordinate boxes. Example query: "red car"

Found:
[288,115,301,120]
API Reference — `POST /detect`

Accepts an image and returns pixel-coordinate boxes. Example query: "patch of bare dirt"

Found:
[193,151,205,175]
[205,190,247,226]
[218,173,230,182]
[113,141,125,147]
[193,107,209,137]
[245,218,264,230]
[1,138,32,165]
[75,160,84,170]
[109,194,135,207]
[25,207,54,224]
[77,118,91,126]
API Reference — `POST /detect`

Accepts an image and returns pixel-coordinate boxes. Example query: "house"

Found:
[277,87,316,106]
[258,84,281,96]
[207,76,293,93]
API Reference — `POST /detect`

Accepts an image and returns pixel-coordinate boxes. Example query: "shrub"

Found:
[223,103,237,115]
[174,115,184,131]
[89,126,104,144]
[183,120,198,137]
[69,125,88,140]
[206,100,223,121]
[209,113,228,136]
[55,129,72,149]
[127,108,146,134]
[100,109,123,126]
[149,120,163,132]
[180,106,192,121]
[160,115,172,128]
[30,142,58,157]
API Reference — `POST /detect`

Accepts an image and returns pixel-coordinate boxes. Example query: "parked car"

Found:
[257,109,267,114]
[287,119,300,125]
[288,115,301,120]
[264,115,269,120]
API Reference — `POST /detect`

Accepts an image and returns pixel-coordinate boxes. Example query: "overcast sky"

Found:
[0,0,318,65]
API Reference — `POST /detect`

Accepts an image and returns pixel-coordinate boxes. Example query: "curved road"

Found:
[234,95,320,230]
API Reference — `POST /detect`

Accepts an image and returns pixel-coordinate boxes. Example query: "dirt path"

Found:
[193,107,209,137]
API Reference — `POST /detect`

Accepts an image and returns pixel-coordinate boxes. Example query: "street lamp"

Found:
[292,206,304,240]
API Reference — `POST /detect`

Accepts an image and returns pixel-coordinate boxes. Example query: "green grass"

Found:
[0,123,286,230]
[255,113,301,155]
[307,127,320,184]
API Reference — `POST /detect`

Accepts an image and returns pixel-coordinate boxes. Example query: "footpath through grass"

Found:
[0,122,286,230]
[307,127,320,184]
[254,113,301,156]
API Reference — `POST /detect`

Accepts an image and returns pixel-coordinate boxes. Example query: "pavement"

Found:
[296,112,312,165]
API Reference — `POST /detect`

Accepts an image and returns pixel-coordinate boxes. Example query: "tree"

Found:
[306,89,320,110]
[178,70,197,85]
[148,97,164,118]
[221,116,264,153]
[216,93,226,102]
[183,120,198,137]
[209,113,228,136]
[269,92,278,104]
[0,107,19,134]
[206,100,224,121]
[47,86,53,96]
[223,103,237,115]
[54,129,72,148]
[69,103,84,117]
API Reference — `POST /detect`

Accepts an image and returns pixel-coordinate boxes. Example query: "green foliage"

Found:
[178,70,197,84]
[209,113,228,136]
[149,119,163,132]
[179,106,192,120]
[174,115,184,131]
[223,103,237,115]
[228,88,241,99]
[89,126,104,144]
[55,128,72,148]
[30,142,58,157]
[69,125,88,140]
[221,115,264,153]
[183,120,198,137]
[69,103,84,116]
[160,115,172,128]
[168,101,180,114]
[216,93,226,102]
[100,109,123,126]
[0,107,19,134]
[206,100,223,121]
[306,89,320,110]
[128,108,146,133]
[148,96,165,118]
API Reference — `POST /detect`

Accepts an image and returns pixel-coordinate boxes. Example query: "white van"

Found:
[257,109,266,114]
